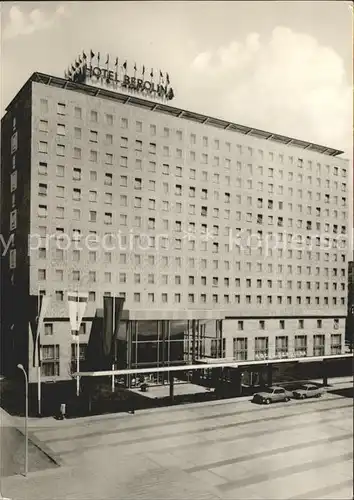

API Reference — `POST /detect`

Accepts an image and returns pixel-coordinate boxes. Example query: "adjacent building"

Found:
[1,71,351,384]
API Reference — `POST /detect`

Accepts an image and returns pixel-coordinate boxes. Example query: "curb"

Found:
[14,425,62,468]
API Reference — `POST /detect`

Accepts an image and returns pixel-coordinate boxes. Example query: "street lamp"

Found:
[17,364,28,477]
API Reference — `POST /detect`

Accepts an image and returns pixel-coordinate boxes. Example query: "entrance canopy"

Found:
[75,353,353,377]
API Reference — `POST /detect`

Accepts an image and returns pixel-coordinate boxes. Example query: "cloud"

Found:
[3,4,68,40]
[189,27,352,154]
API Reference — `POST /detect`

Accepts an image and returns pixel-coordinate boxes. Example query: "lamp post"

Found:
[17,364,28,477]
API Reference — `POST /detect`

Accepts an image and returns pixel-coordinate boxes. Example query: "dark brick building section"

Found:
[1,81,33,377]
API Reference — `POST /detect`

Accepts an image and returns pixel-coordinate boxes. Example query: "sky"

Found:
[1,1,353,155]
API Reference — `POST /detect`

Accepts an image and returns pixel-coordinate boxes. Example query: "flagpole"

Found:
[76,287,80,397]
[37,288,41,416]
[111,294,115,392]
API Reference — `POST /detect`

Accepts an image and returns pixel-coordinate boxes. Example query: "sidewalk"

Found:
[2,375,353,431]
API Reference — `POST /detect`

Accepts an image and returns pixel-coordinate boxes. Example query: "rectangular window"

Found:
[57,103,66,115]
[255,337,268,360]
[294,335,307,357]
[90,150,98,162]
[90,110,98,122]
[105,153,113,165]
[330,334,342,355]
[38,205,47,218]
[233,338,247,360]
[313,334,325,356]
[105,173,113,186]
[74,127,82,139]
[73,147,81,159]
[89,211,97,222]
[275,336,288,358]
[39,120,48,133]
[57,123,65,136]
[40,99,48,113]
[39,141,48,154]
[104,212,112,225]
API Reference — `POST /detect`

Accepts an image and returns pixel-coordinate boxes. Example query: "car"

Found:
[252,386,292,405]
[292,384,324,399]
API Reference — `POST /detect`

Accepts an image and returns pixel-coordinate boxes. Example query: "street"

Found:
[1,385,352,500]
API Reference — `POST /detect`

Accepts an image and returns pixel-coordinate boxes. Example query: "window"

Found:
[330,334,341,355]
[255,337,268,360]
[90,110,98,122]
[44,324,53,336]
[38,161,48,175]
[104,212,112,225]
[134,178,142,190]
[38,205,47,218]
[73,188,81,201]
[89,150,98,163]
[104,113,113,126]
[275,336,288,358]
[105,153,113,165]
[38,183,47,196]
[89,190,97,203]
[39,120,48,132]
[89,130,98,143]
[40,99,48,113]
[105,173,113,186]
[313,334,325,356]
[89,211,97,222]
[39,141,48,154]
[73,147,81,159]
[38,269,46,281]
[233,338,248,360]
[295,335,307,357]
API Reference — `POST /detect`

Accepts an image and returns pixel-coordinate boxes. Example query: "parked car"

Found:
[292,384,324,399]
[252,386,292,405]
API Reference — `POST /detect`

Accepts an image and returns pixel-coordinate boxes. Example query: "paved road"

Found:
[2,389,353,500]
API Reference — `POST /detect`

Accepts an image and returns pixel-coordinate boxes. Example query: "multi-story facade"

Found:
[1,71,351,384]
[345,260,354,349]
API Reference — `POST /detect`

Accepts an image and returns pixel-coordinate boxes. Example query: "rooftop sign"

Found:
[65,51,174,102]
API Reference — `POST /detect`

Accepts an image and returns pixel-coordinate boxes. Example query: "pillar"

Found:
[169,371,174,400]
[267,364,273,386]
[322,360,328,386]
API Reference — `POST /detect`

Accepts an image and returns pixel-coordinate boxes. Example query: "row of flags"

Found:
[66,50,170,84]
[28,293,124,370]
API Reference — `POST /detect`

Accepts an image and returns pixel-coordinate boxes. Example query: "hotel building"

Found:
[0,71,351,384]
